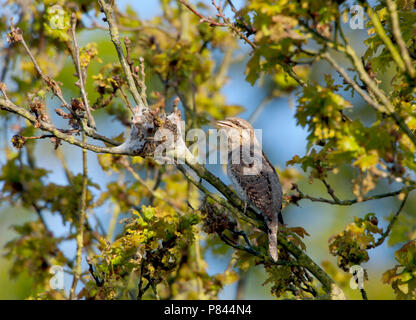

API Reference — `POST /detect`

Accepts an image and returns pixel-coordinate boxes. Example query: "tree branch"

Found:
[385,0,415,78]
[70,133,89,299]
[97,0,146,110]
[365,4,407,75]
[368,192,409,249]
[121,157,186,215]
[293,183,415,206]
[178,0,227,27]
[0,97,122,154]
[321,179,341,203]
[300,19,416,147]
[177,163,345,298]
[17,29,72,113]
[70,13,96,129]
[321,52,386,113]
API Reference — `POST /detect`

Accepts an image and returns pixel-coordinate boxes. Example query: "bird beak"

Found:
[213,120,230,129]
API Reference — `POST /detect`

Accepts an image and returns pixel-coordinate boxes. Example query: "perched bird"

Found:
[215,117,283,261]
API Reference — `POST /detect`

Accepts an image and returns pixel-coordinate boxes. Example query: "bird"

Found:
[214,117,283,261]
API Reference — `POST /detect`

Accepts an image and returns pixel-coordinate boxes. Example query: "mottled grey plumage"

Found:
[215,117,283,261]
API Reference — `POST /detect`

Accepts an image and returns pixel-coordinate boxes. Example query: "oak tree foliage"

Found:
[0,0,416,300]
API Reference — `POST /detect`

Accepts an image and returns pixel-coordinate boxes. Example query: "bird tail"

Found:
[267,217,278,262]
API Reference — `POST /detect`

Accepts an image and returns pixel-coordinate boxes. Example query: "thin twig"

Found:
[114,76,134,113]
[87,256,103,287]
[180,0,304,89]
[0,82,9,100]
[368,193,409,249]
[55,148,74,182]
[18,31,72,112]
[31,202,48,231]
[69,133,89,299]
[366,4,406,75]
[386,0,415,78]
[138,57,148,107]
[248,95,274,124]
[214,44,234,90]
[137,261,145,300]
[70,13,96,129]
[235,269,247,299]
[360,288,368,300]
[179,0,227,26]
[0,97,122,154]
[149,167,163,205]
[13,25,112,143]
[122,158,186,214]
[321,52,386,113]
[0,46,12,82]
[97,0,146,110]
[321,179,341,203]
[292,183,415,206]
[151,281,160,300]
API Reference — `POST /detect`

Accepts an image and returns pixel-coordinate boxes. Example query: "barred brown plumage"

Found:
[215,117,283,261]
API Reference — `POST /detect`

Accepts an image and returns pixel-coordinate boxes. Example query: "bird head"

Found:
[214,117,257,147]
[214,117,254,131]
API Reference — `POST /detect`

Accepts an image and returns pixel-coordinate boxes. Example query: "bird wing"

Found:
[228,150,283,261]
[229,153,282,222]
